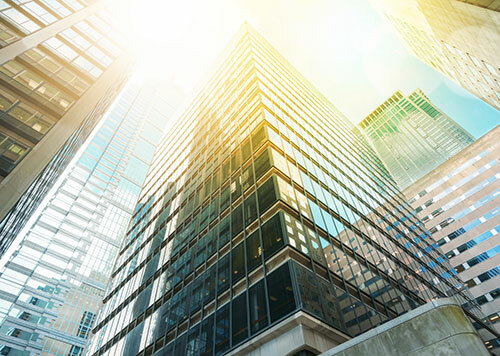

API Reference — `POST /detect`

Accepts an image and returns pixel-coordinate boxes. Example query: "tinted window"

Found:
[215,304,230,355]
[242,165,254,192]
[232,292,248,346]
[220,186,230,212]
[254,148,271,180]
[217,254,230,293]
[251,126,267,151]
[219,217,230,249]
[261,213,285,260]
[249,280,268,334]
[200,314,214,356]
[267,263,296,322]
[231,204,243,238]
[257,176,277,214]
[246,230,262,272]
[244,193,258,226]
[232,242,245,284]
[242,139,252,162]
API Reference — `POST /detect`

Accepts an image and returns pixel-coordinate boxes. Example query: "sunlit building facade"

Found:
[359,89,474,190]
[0,0,130,260]
[86,25,497,356]
[374,0,500,110]
[0,81,173,356]
[404,125,500,352]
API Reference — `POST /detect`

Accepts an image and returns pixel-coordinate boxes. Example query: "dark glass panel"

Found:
[219,217,230,249]
[217,254,230,293]
[203,265,216,303]
[267,263,296,323]
[251,126,267,151]
[231,242,245,284]
[254,148,271,181]
[215,304,230,355]
[210,196,219,221]
[190,277,203,314]
[261,213,285,260]
[246,230,262,272]
[257,176,277,214]
[231,175,242,203]
[231,148,241,173]
[173,332,187,356]
[186,324,200,356]
[199,205,209,231]
[244,192,258,226]
[241,165,254,192]
[232,292,248,346]
[211,170,220,193]
[242,139,252,162]
[293,262,324,320]
[222,160,230,182]
[200,314,214,356]
[231,204,243,238]
[249,280,268,334]
[220,186,230,212]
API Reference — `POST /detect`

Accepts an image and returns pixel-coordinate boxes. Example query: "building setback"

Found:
[0,79,175,356]
[86,25,497,356]
[359,89,474,190]
[373,0,500,110]
[0,0,130,260]
[404,125,500,352]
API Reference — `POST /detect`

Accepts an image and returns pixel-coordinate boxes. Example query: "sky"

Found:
[119,0,499,138]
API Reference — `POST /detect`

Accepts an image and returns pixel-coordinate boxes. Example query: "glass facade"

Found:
[0,1,129,261]
[87,25,497,356]
[0,1,126,180]
[404,125,500,352]
[374,0,500,110]
[0,79,173,356]
[359,89,474,189]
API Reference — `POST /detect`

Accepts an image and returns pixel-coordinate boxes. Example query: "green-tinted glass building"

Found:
[359,89,474,190]
[87,25,496,356]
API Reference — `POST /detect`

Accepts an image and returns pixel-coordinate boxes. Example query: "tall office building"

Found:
[373,0,500,110]
[0,0,131,260]
[359,89,474,190]
[86,25,497,356]
[404,125,500,352]
[0,79,176,356]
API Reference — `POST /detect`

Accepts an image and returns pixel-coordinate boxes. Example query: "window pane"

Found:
[200,314,214,356]
[217,254,230,294]
[242,165,254,192]
[231,242,245,284]
[249,280,268,334]
[232,292,248,346]
[254,148,271,180]
[244,192,258,226]
[246,230,262,272]
[231,204,243,238]
[215,304,230,355]
[261,213,285,260]
[267,263,296,323]
[257,176,277,214]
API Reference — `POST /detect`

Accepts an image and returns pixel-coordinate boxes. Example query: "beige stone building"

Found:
[404,125,500,352]
[374,0,500,110]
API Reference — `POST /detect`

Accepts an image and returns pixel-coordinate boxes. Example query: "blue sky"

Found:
[129,0,499,138]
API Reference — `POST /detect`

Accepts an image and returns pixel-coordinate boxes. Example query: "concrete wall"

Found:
[320,298,489,356]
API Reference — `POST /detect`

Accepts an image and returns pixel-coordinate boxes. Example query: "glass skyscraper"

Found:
[404,124,500,352]
[359,89,474,190]
[84,25,498,356]
[0,79,174,356]
[373,0,500,110]
[0,0,130,260]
